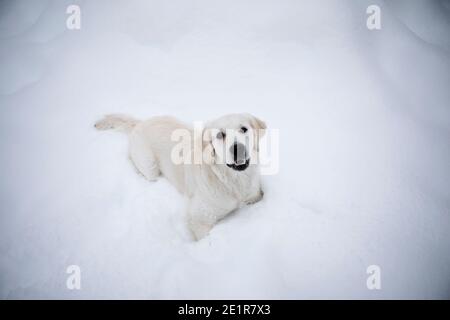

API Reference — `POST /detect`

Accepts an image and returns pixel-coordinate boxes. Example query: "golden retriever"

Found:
[95,113,266,240]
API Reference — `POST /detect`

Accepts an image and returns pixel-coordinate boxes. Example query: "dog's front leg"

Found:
[187,197,219,241]
[187,211,217,241]
[188,217,215,240]
[245,188,264,205]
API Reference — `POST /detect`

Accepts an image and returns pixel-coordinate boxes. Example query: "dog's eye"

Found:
[216,131,225,139]
[240,126,248,133]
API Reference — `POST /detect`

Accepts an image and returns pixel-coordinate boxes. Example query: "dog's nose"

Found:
[230,142,247,164]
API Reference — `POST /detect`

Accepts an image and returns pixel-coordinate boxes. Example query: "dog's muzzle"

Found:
[227,142,250,171]
[226,158,250,171]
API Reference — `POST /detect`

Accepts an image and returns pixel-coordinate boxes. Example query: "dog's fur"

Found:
[95,113,266,240]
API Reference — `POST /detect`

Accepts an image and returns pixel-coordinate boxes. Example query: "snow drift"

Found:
[0,0,449,299]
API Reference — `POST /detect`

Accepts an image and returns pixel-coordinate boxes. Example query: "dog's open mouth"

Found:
[226,159,250,171]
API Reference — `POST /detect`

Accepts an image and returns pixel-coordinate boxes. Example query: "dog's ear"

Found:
[202,128,215,165]
[247,114,267,138]
[246,114,266,153]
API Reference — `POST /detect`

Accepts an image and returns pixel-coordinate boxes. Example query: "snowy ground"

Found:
[0,0,449,299]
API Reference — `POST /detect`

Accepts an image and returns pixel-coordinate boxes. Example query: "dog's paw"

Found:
[192,225,212,241]
[189,220,214,241]
[245,189,264,205]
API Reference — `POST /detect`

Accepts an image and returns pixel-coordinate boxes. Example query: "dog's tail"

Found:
[94,114,140,134]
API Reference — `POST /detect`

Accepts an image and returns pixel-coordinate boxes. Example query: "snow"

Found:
[0,0,449,299]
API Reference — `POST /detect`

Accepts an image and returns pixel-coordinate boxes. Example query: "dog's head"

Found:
[202,113,266,171]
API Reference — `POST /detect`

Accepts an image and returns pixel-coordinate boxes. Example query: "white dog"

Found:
[95,113,266,240]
